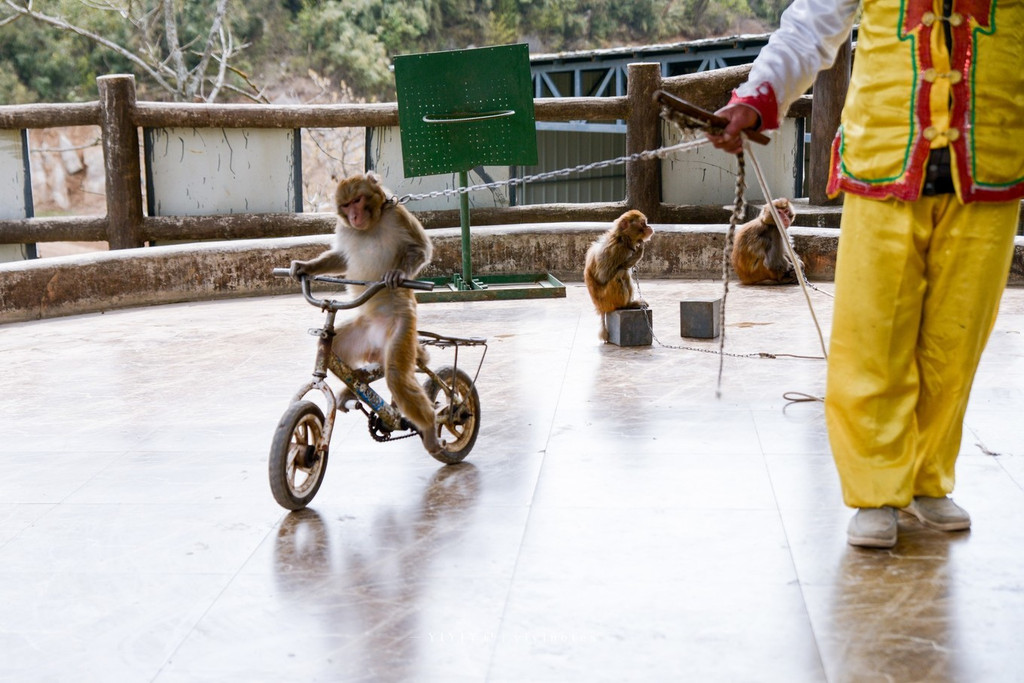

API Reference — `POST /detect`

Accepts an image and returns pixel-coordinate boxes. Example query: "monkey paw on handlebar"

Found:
[271,267,434,311]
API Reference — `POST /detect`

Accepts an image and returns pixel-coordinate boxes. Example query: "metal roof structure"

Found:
[530,33,772,132]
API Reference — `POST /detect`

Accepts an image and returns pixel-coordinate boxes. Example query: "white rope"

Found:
[717,152,745,398]
[741,137,829,361]
[395,138,712,204]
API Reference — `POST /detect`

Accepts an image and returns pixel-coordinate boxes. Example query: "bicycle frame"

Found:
[275,268,487,454]
[289,306,412,455]
[269,268,487,509]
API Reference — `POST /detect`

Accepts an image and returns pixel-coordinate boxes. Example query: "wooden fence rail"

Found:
[0,63,818,251]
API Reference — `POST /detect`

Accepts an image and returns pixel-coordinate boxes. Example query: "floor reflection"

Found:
[272,464,481,680]
[2,283,1023,681]
[824,522,970,683]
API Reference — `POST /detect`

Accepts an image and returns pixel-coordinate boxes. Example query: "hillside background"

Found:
[1,0,789,255]
[0,0,789,105]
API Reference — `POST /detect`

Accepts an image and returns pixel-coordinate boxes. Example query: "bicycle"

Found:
[268,268,487,510]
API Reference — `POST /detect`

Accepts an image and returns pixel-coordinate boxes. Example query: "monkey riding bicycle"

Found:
[268,269,487,510]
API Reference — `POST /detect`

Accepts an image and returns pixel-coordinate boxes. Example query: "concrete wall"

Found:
[0,224,840,324]
[3,224,1022,325]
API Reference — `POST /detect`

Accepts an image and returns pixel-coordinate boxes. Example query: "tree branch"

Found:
[184,0,229,100]
[161,0,186,97]
[2,0,176,94]
[206,24,230,102]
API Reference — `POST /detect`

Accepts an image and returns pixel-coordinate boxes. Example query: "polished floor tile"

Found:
[1,279,1023,681]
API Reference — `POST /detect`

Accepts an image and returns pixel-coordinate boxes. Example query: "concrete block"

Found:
[606,308,653,346]
[680,298,722,339]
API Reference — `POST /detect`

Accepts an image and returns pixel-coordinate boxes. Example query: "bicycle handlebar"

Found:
[272,268,435,311]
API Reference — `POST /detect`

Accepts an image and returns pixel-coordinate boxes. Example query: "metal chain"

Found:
[633,114,826,370]
[359,404,418,442]
[394,136,711,204]
[631,279,778,359]
[806,281,834,298]
[632,275,826,361]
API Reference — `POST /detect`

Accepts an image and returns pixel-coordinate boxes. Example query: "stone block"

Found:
[606,308,653,346]
[680,298,722,339]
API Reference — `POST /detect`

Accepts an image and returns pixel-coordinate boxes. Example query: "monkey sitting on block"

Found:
[289,172,444,457]
[731,198,803,285]
[583,209,654,341]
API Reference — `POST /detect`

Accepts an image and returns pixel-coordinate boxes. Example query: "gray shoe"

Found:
[902,496,971,531]
[847,507,898,548]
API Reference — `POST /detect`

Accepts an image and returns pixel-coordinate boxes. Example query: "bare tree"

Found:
[0,0,266,102]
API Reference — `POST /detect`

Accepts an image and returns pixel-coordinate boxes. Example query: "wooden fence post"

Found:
[807,36,851,206]
[98,74,145,249]
[626,63,662,221]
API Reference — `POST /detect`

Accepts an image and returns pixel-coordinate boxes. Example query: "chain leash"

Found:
[741,137,829,360]
[632,274,826,362]
[393,136,711,204]
[632,111,828,390]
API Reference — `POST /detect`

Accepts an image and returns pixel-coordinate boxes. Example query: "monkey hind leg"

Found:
[388,369,442,454]
[383,337,442,454]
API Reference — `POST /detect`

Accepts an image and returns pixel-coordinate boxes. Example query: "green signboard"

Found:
[394,43,538,177]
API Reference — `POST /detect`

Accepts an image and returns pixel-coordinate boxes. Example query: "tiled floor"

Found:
[1,279,1023,682]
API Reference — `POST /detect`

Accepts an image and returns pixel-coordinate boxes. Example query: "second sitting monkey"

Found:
[583,209,654,341]
[731,198,802,285]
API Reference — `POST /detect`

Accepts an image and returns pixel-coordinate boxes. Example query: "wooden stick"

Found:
[654,90,771,146]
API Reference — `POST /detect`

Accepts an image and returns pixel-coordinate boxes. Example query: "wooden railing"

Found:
[0,63,815,251]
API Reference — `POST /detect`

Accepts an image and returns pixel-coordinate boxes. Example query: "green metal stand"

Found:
[394,45,565,303]
[459,169,474,289]
[413,168,565,303]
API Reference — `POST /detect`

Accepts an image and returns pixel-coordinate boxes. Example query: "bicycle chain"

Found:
[359,404,418,443]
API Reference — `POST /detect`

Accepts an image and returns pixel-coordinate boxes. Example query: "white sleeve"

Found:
[737,0,861,116]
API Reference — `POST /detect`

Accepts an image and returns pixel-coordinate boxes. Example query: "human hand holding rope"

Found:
[705,104,763,155]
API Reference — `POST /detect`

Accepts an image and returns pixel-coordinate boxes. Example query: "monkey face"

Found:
[335,174,386,230]
[617,210,653,245]
[763,198,794,227]
[341,194,373,230]
[637,220,654,242]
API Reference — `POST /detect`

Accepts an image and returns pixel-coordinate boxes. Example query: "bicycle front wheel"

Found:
[269,400,328,510]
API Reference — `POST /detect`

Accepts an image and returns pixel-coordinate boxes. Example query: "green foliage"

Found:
[292,0,395,95]
[484,10,520,46]
[0,14,127,102]
[0,69,38,105]
[378,1,432,54]
[746,0,790,25]
[0,0,260,102]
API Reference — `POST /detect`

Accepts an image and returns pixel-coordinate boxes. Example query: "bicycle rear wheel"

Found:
[423,366,481,464]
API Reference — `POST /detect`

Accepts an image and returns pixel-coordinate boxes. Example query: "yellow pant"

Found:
[824,193,1020,508]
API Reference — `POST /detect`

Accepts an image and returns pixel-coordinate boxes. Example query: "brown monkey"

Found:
[731,198,802,285]
[289,173,443,456]
[583,209,654,341]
